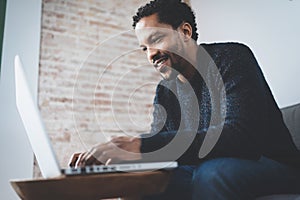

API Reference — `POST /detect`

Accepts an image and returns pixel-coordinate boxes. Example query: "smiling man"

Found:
[70,0,300,199]
[135,13,198,82]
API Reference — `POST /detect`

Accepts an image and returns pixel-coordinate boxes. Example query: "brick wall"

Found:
[38,0,190,176]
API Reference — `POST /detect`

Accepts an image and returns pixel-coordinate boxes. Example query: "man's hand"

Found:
[68,152,82,167]
[68,136,142,168]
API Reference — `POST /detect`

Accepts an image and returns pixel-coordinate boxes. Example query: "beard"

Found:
[161,67,179,80]
[162,54,186,81]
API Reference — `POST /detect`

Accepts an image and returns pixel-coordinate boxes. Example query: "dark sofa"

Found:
[257,103,300,199]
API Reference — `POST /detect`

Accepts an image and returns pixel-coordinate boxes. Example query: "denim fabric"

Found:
[143,157,300,200]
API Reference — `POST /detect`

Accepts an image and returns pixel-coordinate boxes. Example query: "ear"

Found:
[178,22,193,41]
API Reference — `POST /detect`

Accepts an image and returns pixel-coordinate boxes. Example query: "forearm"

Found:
[140,124,261,165]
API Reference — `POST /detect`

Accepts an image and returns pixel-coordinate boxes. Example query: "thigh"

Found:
[192,157,300,200]
[142,165,195,200]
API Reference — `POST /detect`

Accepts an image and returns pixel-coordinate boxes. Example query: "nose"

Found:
[147,47,159,64]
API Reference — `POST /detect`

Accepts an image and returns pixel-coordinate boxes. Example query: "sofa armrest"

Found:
[281,103,300,150]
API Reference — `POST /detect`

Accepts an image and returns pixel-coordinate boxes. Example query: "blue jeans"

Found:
[143,157,300,200]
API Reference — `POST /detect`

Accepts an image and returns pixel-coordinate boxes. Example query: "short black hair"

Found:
[132,0,199,41]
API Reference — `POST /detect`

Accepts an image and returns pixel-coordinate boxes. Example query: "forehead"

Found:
[135,14,174,43]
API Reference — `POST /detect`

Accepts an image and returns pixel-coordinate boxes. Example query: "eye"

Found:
[153,36,163,44]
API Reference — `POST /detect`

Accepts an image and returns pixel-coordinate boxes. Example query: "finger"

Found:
[68,153,81,167]
[84,144,110,166]
[84,154,98,166]
[106,141,142,161]
[81,148,97,166]
[98,149,123,164]
[105,158,112,166]
[75,152,86,168]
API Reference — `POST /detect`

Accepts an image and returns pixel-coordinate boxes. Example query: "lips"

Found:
[153,55,169,72]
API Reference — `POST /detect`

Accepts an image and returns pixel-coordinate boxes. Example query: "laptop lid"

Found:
[14,55,62,178]
[14,55,178,178]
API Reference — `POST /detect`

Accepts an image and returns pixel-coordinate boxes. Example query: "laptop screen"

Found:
[14,55,62,178]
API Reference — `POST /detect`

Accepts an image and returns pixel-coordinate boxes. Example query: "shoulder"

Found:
[199,42,258,69]
[198,42,261,82]
[200,42,254,60]
[200,42,252,52]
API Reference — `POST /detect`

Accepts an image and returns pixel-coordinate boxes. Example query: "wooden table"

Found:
[10,170,171,200]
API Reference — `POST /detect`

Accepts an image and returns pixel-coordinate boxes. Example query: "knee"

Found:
[191,158,238,199]
[192,158,242,188]
[192,158,225,187]
[191,158,257,199]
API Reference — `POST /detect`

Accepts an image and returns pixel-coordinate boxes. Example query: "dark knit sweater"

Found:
[140,43,300,168]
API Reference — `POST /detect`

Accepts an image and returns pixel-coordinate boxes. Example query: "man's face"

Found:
[135,14,187,80]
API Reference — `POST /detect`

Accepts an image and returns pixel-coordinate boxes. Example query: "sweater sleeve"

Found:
[140,43,269,165]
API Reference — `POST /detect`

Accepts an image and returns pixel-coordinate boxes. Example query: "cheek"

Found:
[153,41,170,52]
[170,54,182,65]
[154,37,179,53]
[169,41,183,58]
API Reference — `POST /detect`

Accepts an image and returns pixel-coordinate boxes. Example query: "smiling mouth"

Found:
[154,55,169,72]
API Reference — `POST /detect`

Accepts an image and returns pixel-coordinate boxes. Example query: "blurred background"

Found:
[1,0,299,199]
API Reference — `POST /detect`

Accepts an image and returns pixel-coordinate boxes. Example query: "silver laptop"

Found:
[14,55,178,178]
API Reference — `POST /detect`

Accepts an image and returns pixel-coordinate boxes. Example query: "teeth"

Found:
[157,58,167,67]
[158,60,164,65]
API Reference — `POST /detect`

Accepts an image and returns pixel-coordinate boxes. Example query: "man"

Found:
[70,0,300,199]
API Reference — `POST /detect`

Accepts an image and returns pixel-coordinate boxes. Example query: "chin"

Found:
[161,70,178,80]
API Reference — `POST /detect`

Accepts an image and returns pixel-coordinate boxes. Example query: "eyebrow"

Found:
[148,31,164,43]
